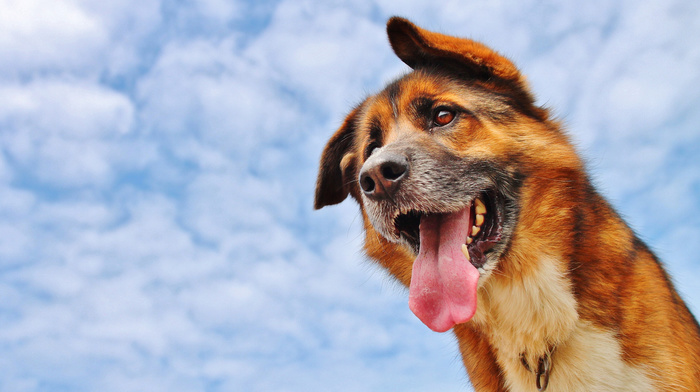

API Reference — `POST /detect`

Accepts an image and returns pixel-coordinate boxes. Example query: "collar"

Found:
[520,346,555,391]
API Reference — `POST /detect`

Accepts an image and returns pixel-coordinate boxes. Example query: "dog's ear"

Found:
[314,105,362,210]
[386,17,522,83]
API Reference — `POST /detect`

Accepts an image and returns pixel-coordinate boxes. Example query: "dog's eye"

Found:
[433,108,455,127]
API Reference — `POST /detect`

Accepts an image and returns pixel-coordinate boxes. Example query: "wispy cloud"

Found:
[0,0,698,391]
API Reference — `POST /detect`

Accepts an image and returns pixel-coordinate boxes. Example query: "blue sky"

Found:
[0,0,698,391]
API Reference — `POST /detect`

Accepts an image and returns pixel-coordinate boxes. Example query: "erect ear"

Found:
[314,105,362,210]
[386,17,522,83]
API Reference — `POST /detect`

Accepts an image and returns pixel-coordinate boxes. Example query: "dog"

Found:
[314,17,700,391]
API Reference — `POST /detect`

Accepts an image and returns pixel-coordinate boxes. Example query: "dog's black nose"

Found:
[359,153,409,200]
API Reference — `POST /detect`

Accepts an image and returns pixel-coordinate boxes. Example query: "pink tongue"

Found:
[408,206,479,332]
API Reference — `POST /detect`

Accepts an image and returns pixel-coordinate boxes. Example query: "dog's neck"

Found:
[452,185,659,391]
[473,253,578,375]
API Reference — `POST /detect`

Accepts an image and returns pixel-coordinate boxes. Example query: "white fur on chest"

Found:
[472,257,655,391]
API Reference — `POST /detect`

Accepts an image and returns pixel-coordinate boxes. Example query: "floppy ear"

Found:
[314,106,362,210]
[386,17,522,83]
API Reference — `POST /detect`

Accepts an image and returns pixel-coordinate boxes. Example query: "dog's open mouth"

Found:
[394,191,505,332]
[394,191,503,269]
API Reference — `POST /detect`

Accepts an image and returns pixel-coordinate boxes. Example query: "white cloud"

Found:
[0,186,36,261]
[0,0,107,77]
[0,0,697,391]
[247,1,394,116]
[136,37,304,162]
[0,0,164,80]
[0,80,138,187]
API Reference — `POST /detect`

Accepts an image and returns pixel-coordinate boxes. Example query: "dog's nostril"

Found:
[381,161,407,181]
[360,174,376,193]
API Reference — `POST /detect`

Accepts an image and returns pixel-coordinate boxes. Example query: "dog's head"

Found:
[315,18,576,332]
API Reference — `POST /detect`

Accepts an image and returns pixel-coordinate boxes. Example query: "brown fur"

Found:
[315,17,700,391]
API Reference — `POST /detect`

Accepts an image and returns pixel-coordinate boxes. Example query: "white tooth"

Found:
[466,237,473,244]
[471,226,480,236]
[475,198,487,215]
[461,244,471,261]
[475,214,485,227]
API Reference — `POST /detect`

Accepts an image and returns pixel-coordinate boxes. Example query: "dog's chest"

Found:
[472,257,655,391]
